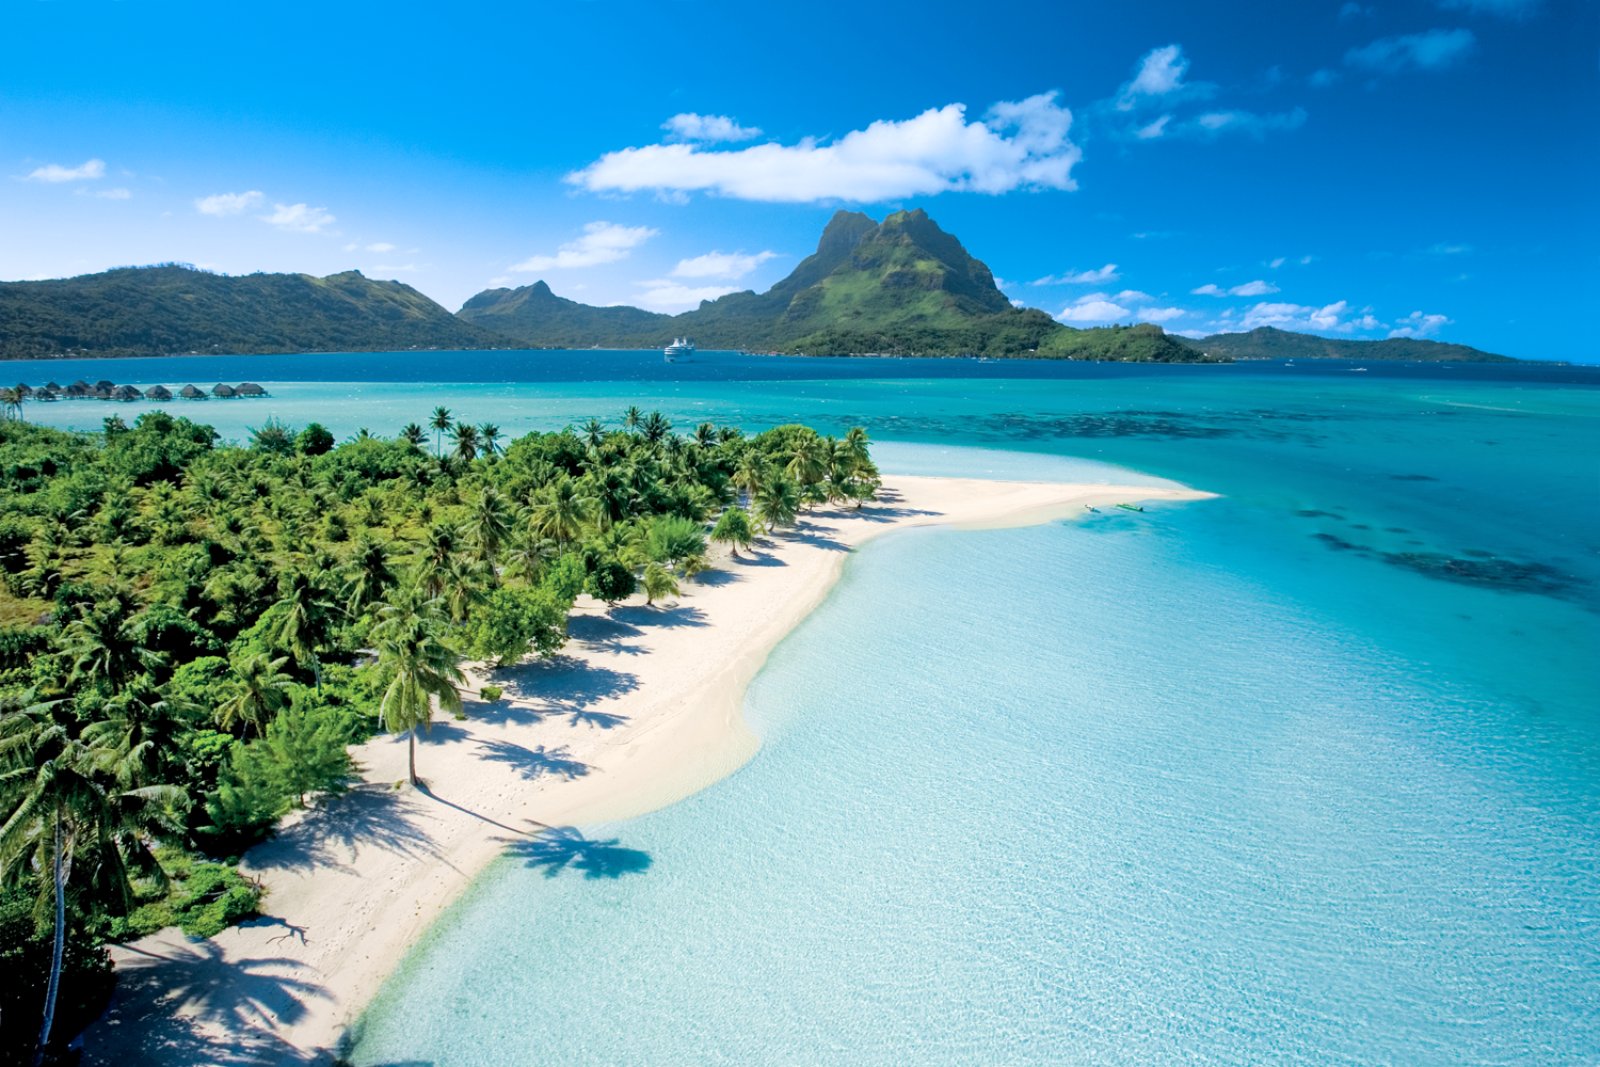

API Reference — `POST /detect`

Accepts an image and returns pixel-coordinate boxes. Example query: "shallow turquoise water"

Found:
[12,353,1598,1062]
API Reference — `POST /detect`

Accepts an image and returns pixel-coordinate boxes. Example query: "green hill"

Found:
[458,209,1204,362]
[0,265,501,358]
[1176,326,1511,363]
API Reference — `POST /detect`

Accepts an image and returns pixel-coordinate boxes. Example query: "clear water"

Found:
[9,352,1598,1062]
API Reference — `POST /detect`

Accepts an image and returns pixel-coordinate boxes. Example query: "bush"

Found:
[479,684,503,702]
[465,587,568,666]
[108,855,262,941]
[586,557,636,604]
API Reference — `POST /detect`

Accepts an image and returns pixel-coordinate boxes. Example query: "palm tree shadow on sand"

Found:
[509,826,652,880]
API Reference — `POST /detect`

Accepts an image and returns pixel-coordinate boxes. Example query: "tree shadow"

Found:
[609,603,708,629]
[247,786,439,874]
[489,656,640,712]
[690,568,741,587]
[565,708,630,730]
[508,826,652,880]
[472,737,590,781]
[566,613,642,643]
[783,524,849,552]
[79,939,329,1066]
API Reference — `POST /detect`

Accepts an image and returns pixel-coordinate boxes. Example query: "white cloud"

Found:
[25,158,106,183]
[264,202,336,233]
[670,250,778,280]
[1268,257,1286,269]
[1117,45,1205,110]
[1113,289,1155,303]
[1192,283,1226,296]
[1347,29,1476,73]
[1389,310,1452,338]
[82,187,131,200]
[511,221,659,271]
[1135,115,1171,139]
[1195,280,1279,297]
[1136,306,1186,323]
[366,241,397,253]
[568,91,1081,203]
[1188,108,1308,137]
[1031,263,1119,286]
[1057,293,1133,323]
[1424,241,1472,255]
[635,279,741,312]
[1240,299,1381,333]
[662,113,762,143]
[1309,69,1342,88]
[196,190,265,216]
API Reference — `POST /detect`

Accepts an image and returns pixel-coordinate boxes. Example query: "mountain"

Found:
[458,209,1204,362]
[1176,326,1512,363]
[0,265,501,359]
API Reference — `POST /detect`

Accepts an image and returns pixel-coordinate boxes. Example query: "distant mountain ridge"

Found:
[460,209,1203,362]
[1175,326,1512,363]
[0,265,499,359]
[0,215,1515,363]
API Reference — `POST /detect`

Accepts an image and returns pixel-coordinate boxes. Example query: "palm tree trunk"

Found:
[408,727,418,786]
[35,808,66,1067]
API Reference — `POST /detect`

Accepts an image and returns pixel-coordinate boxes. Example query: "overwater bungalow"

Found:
[66,380,91,398]
[144,385,173,401]
[35,386,59,401]
[44,381,61,392]
[14,385,33,398]
[179,384,205,399]
[91,384,113,400]
[94,379,116,392]
[236,382,268,397]
[212,383,237,398]
[111,384,142,401]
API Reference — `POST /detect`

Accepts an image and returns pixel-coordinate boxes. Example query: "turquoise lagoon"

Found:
[11,352,1599,1062]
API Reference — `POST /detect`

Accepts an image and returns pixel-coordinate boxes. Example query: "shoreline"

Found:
[77,474,1212,1066]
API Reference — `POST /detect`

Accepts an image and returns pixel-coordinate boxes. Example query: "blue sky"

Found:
[2,0,1595,360]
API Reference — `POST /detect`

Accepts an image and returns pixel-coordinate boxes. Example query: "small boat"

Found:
[1350,366,1368,372]
[1115,503,1145,513]
[664,337,696,362]
[1083,504,1099,513]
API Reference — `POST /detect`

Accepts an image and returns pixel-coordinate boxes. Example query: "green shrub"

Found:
[479,684,503,702]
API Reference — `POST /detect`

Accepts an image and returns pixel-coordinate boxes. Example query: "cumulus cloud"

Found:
[635,280,741,312]
[1186,108,1308,138]
[83,187,131,200]
[670,250,778,280]
[25,158,106,183]
[511,221,659,272]
[1136,306,1186,323]
[1031,263,1119,286]
[366,241,397,253]
[568,91,1081,203]
[196,190,265,216]
[1240,299,1381,333]
[1135,116,1171,139]
[663,113,762,143]
[1346,29,1476,73]
[1194,280,1280,297]
[1116,45,1210,110]
[1057,293,1133,323]
[1389,310,1452,338]
[264,202,336,233]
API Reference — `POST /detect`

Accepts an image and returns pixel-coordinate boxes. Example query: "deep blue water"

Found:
[10,351,1596,1063]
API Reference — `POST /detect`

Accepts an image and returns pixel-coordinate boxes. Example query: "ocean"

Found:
[10,351,1597,1063]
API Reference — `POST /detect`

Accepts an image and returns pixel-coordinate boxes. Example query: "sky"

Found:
[2,0,1596,361]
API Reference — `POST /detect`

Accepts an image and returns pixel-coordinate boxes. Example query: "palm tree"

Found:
[399,423,426,449]
[429,407,453,458]
[441,554,490,623]
[62,601,159,695]
[581,418,606,448]
[0,696,185,1066]
[640,411,672,446]
[371,597,464,786]
[466,486,513,564]
[642,562,680,606]
[623,406,643,433]
[419,523,457,598]
[784,435,829,492]
[451,423,480,464]
[694,422,717,448]
[527,476,592,546]
[733,449,770,504]
[271,569,338,692]
[0,386,22,422]
[753,473,800,532]
[478,423,502,458]
[503,530,557,586]
[711,506,756,557]
[345,534,397,616]
[216,652,292,737]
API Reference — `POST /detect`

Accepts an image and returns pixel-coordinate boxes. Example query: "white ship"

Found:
[663,337,695,362]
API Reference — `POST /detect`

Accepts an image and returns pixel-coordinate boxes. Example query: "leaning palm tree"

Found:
[0,695,185,1066]
[371,596,464,786]
[429,407,453,458]
[216,652,293,737]
[642,562,680,606]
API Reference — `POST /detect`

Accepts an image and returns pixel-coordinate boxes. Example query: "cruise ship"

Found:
[663,337,695,362]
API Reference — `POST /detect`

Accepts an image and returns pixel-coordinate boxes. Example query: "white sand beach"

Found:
[77,475,1210,1066]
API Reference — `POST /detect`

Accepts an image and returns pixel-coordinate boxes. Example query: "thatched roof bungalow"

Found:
[91,384,113,400]
[111,385,142,401]
[94,380,116,392]
[235,382,268,397]
[14,385,33,398]
[66,380,91,398]
[44,382,61,392]
[211,383,236,398]
[144,385,173,401]
[179,384,205,399]
[34,387,59,401]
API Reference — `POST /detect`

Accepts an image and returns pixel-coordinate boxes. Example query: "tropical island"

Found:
[0,210,1511,364]
[0,406,1204,1063]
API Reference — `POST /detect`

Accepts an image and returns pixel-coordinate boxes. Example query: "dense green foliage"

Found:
[1174,325,1511,362]
[0,406,877,1059]
[458,209,1207,361]
[0,265,500,359]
